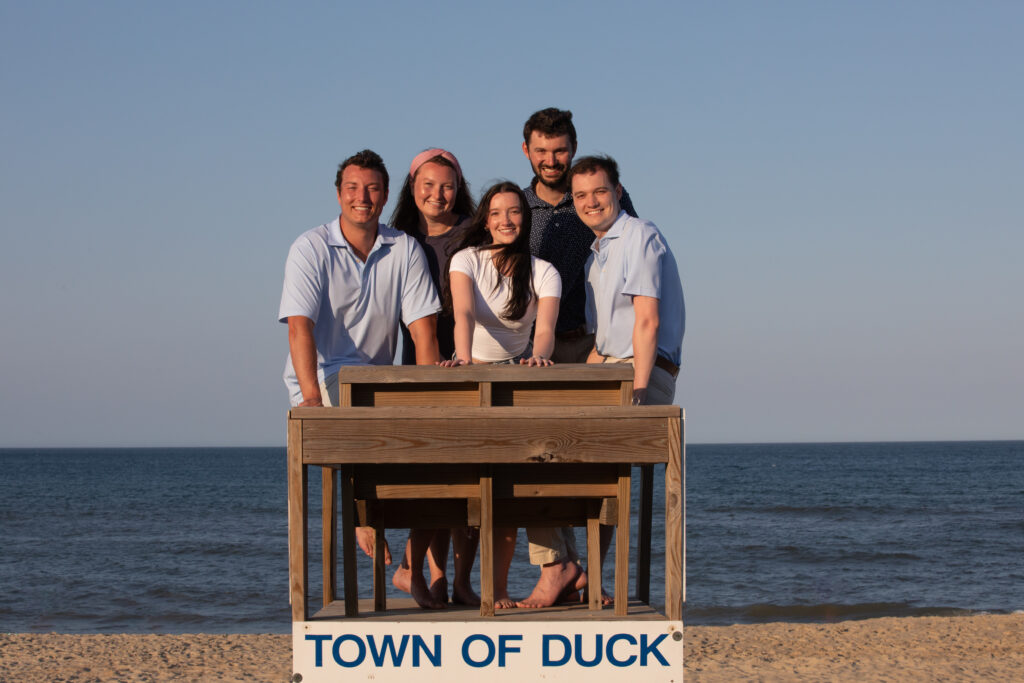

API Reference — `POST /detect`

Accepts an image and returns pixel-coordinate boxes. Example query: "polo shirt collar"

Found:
[524,181,572,210]
[591,210,630,252]
[326,217,398,251]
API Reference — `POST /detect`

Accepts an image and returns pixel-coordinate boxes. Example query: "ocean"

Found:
[1,441,1021,633]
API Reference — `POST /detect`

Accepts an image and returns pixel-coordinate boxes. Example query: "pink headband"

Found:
[409,148,462,182]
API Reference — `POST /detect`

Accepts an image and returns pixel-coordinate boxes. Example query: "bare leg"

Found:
[493,527,517,609]
[427,529,450,604]
[451,526,480,606]
[516,557,584,608]
[392,529,445,609]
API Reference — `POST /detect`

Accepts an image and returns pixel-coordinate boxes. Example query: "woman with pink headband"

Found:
[388,149,479,609]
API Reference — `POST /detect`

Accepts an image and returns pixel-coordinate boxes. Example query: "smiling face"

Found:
[412,161,459,222]
[522,132,575,190]
[337,165,388,232]
[485,191,524,245]
[571,168,622,235]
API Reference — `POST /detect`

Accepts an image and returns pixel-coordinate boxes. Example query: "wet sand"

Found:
[2,614,1021,682]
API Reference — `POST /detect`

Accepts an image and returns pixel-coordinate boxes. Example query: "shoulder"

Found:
[450,246,481,271]
[287,223,333,263]
[531,256,558,277]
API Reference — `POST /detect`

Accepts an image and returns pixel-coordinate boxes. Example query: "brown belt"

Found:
[655,354,680,378]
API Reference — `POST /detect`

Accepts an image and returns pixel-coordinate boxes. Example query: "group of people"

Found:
[278,108,685,610]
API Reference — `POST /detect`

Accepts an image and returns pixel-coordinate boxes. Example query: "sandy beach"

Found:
[1,613,1019,682]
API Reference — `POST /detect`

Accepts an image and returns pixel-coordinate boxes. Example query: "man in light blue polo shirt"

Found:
[574,153,684,603]
[279,149,442,606]
[572,155,684,405]
[279,149,441,407]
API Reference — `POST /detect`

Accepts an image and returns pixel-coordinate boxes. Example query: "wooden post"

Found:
[287,416,308,622]
[587,516,602,611]
[373,523,387,612]
[321,467,336,607]
[665,416,683,620]
[637,464,653,604]
[340,465,358,617]
[479,474,494,617]
[615,464,631,616]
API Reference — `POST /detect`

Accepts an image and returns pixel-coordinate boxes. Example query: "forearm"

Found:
[453,311,474,362]
[287,316,322,405]
[407,315,441,365]
[632,317,658,390]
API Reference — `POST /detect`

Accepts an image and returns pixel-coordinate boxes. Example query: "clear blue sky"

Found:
[2,1,1021,446]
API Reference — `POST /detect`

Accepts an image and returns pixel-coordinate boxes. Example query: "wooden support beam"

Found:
[479,474,494,617]
[340,466,358,617]
[587,516,601,611]
[637,464,654,604]
[321,467,336,607]
[373,524,386,612]
[287,417,308,622]
[665,416,683,620]
[615,464,631,617]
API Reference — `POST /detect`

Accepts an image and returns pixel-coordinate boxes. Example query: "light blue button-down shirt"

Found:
[278,218,441,405]
[585,212,685,366]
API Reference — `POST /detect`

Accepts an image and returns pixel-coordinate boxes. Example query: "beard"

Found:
[534,162,569,190]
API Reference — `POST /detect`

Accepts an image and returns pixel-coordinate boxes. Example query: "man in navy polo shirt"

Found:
[517,109,639,607]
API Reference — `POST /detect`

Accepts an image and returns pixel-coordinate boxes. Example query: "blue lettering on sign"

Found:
[542,634,571,666]
[413,634,442,667]
[498,634,522,666]
[640,634,669,666]
[332,634,366,668]
[574,634,603,667]
[367,635,408,666]
[606,634,638,666]
[462,634,495,667]
[305,635,332,667]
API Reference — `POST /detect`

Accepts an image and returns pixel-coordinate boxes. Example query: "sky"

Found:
[1,1,1021,447]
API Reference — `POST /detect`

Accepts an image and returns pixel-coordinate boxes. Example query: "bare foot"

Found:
[392,566,445,609]
[429,575,449,605]
[516,560,583,608]
[495,592,516,609]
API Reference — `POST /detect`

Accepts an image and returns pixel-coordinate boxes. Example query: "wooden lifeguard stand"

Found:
[287,364,684,681]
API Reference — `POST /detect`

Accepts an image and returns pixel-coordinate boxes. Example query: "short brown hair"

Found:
[523,108,577,150]
[568,155,620,189]
[335,149,389,191]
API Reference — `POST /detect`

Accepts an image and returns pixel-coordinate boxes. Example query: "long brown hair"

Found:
[444,181,534,321]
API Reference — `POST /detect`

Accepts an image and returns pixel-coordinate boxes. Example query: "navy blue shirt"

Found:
[524,181,637,333]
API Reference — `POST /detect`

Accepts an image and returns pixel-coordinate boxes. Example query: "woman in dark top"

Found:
[388,148,480,607]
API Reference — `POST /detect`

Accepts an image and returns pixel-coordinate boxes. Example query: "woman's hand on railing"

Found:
[438,358,471,367]
[519,355,554,367]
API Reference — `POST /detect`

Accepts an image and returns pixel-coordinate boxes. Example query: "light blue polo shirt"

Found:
[278,218,441,405]
[585,212,685,365]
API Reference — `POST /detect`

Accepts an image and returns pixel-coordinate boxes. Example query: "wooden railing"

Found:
[287,364,684,620]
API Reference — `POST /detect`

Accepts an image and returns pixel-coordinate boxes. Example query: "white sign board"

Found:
[292,620,683,682]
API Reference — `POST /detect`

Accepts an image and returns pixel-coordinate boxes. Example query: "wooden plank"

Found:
[291,405,680,419]
[510,483,618,497]
[491,382,621,406]
[682,412,687,603]
[357,499,470,528]
[313,597,665,621]
[620,379,634,406]
[302,416,672,464]
[337,363,633,384]
[615,465,631,617]
[373,524,386,612]
[587,517,601,611]
[665,416,683,620]
[368,484,481,499]
[637,464,654,604]
[479,475,494,617]
[479,381,491,407]
[321,467,336,607]
[287,418,308,622]
[339,382,352,408]
[339,466,358,617]
[352,383,480,407]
